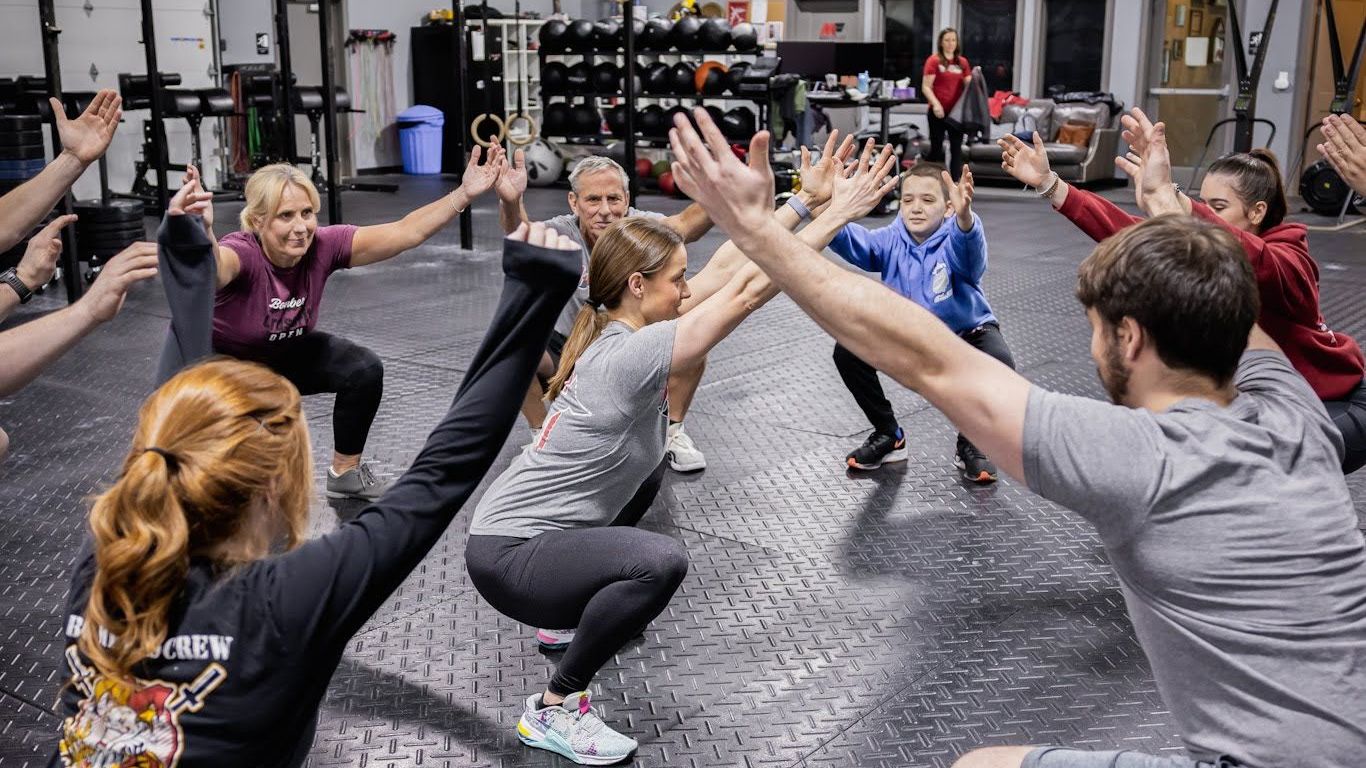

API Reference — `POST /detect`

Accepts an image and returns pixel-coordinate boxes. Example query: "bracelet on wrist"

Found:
[1037,171,1061,199]
[786,194,812,221]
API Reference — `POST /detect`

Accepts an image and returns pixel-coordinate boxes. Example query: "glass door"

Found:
[1146,0,1235,173]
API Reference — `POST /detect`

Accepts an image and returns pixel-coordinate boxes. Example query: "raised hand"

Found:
[78,242,158,323]
[997,131,1051,188]
[669,107,774,235]
[167,165,215,232]
[495,147,529,204]
[1119,106,1156,159]
[797,130,858,206]
[53,89,122,165]
[461,145,506,198]
[1127,119,1181,216]
[945,165,976,229]
[825,141,898,222]
[1318,114,1366,198]
[508,220,577,251]
[17,214,77,289]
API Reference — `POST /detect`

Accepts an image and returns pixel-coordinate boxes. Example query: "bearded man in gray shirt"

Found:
[668,107,1366,768]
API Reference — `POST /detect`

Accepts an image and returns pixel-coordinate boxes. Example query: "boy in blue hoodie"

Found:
[826,162,1015,481]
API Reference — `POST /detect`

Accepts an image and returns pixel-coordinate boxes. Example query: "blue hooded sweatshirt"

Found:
[827,213,995,335]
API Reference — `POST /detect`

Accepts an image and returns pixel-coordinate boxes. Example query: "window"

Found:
[884,0,936,84]
[959,0,1018,93]
[1043,0,1108,94]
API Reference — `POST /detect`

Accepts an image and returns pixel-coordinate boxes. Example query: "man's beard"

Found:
[1097,336,1131,404]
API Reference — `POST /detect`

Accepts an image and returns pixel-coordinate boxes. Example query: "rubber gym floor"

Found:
[2,176,1364,768]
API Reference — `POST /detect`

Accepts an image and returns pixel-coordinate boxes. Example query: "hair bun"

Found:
[1247,147,1281,171]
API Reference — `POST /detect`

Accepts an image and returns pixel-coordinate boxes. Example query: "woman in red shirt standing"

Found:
[922,28,972,180]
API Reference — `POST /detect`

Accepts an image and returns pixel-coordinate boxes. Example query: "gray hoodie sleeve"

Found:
[154,214,217,385]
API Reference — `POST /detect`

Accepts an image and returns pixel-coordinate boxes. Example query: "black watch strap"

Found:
[1,268,33,304]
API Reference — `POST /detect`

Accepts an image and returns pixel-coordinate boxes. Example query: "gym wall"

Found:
[0,0,219,199]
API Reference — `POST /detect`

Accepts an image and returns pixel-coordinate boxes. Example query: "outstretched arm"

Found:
[268,222,582,643]
[671,107,1030,481]
[679,130,860,313]
[156,167,219,384]
[0,91,122,253]
[0,242,159,398]
[496,147,532,234]
[351,146,507,267]
[670,132,898,373]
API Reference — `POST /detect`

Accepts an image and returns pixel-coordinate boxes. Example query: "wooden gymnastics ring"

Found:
[470,113,507,147]
[504,112,538,145]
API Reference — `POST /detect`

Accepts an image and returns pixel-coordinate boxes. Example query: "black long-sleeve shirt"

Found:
[49,215,578,767]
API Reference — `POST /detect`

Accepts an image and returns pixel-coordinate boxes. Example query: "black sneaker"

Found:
[846,429,908,470]
[954,437,998,484]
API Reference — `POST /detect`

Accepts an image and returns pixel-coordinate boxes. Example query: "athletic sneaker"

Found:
[325,462,390,500]
[516,691,638,765]
[846,429,907,470]
[666,421,707,472]
[536,627,576,650]
[955,437,998,484]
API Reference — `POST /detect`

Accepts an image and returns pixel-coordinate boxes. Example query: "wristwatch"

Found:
[1,268,32,304]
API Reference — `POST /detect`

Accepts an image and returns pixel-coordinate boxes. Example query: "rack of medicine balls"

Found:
[537,16,763,195]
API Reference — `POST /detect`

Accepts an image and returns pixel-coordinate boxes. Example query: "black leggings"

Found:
[926,112,965,180]
[1325,377,1366,474]
[254,331,384,456]
[466,461,685,696]
[834,322,1015,443]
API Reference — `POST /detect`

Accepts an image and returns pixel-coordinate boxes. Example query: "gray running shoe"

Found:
[325,463,390,500]
[517,691,637,765]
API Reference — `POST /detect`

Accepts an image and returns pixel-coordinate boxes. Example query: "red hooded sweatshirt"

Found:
[1058,185,1365,401]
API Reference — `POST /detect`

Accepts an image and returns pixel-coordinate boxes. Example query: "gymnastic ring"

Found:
[505,113,538,145]
[470,113,507,147]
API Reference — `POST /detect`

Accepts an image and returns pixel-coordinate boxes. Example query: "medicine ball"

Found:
[719,106,756,140]
[641,17,673,51]
[592,61,620,94]
[730,22,758,52]
[606,104,628,137]
[566,61,592,92]
[726,61,750,95]
[704,104,725,126]
[541,61,569,95]
[524,138,564,186]
[694,60,728,95]
[652,159,671,178]
[670,61,698,95]
[593,18,621,50]
[569,103,602,135]
[644,62,672,95]
[635,158,654,178]
[539,19,568,52]
[1300,159,1359,216]
[658,170,678,196]
[627,18,645,47]
[638,104,667,137]
[698,18,731,51]
[672,16,703,52]
[566,19,596,51]
[543,102,571,136]
[618,68,642,96]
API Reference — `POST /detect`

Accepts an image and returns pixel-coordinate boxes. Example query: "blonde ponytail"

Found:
[543,217,682,402]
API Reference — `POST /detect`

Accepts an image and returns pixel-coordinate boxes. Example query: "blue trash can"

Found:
[396,105,445,175]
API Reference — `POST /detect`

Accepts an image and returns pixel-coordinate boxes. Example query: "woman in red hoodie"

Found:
[997,108,1366,473]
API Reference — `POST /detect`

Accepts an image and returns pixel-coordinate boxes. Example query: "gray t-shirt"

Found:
[469,319,677,538]
[544,208,667,337]
[1024,350,1366,768]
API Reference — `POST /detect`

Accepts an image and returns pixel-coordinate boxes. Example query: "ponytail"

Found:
[82,451,191,682]
[1207,148,1287,233]
[543,216,682,402]
[546,304,610,401]
[77,359,311,682]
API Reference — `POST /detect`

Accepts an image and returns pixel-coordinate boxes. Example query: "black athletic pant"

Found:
[926,112,965,180]
[465,460,685,697]
[253,332,384,456]
[834,322,1015,441]
[1326,377,1366,474]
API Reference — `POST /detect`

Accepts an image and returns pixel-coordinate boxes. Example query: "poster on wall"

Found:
[761,21,783,43]
[727,2,749,25]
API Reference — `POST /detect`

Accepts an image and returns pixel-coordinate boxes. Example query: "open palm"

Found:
[462,145,505,197]
[53,90,121,165]
[495,148,528,203]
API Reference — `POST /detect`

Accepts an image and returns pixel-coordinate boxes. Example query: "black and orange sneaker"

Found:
[954,436,998,484]
[846,429,907,470]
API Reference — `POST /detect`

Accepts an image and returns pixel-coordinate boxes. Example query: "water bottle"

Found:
[857,71,870,94]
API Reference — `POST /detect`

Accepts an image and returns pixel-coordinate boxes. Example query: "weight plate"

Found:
[77,226,146,242]
[73,199,145,217]
[0,114,43,131]
[0,144,45,161]
[0,131,43,148]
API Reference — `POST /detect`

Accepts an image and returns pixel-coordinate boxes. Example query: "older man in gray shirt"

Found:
[666,107,1366,768]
